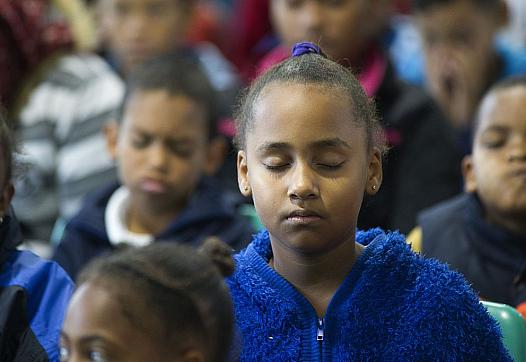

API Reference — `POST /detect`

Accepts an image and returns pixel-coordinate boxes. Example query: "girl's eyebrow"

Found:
[256,142,291,153]
[310,138,352,150]
[256,138,352,153]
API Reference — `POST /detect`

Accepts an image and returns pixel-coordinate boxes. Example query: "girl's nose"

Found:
[287,163,319,201]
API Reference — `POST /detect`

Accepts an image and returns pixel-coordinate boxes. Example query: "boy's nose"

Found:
[125,14,148,38]
[298,2,324,39]
[508,135,526,162]
[287,163,319,201]
[148,143,169,170]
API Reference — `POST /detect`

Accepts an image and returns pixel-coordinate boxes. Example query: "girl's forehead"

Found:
[253,82,351,118]
[248,83,364,148]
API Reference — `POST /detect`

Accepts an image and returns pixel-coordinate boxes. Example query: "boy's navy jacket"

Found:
[53,177,254,280]
[419,192,526,307]
[0,208,74,362]
[227,229,511,361]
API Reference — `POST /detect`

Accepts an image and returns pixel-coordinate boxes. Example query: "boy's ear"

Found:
[104,120,119,160]
[366,148,383,195]
[237,150,251,197]
[462,155,477,193]
[204,137,228,176]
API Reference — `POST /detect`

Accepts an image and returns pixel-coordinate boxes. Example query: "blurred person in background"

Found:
[1,0,124,246]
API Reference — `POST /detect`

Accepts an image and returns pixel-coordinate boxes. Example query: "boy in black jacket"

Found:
[409,76,526,308]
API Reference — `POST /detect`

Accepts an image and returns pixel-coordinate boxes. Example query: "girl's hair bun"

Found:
[291,42,327,58]
[198,237,235,277]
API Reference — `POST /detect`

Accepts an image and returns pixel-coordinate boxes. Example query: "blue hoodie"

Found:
[53,177,253,280]
[0,208,74,362]
[227,229,511,361]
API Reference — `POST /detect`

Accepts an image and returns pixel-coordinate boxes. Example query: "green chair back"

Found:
[239,204,264,232]
[482,301,526,362]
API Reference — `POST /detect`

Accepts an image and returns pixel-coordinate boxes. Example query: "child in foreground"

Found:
[227,42,510,361]
[60,238,234,362]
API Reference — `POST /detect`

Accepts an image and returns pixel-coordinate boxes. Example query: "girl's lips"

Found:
[286,215,322,225]
[285,210,323,225]
[140,179,167,194]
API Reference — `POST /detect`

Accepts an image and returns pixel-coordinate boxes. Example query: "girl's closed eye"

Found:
[314,153,347,170]
[262,156,290,171]
[316,161,345,169]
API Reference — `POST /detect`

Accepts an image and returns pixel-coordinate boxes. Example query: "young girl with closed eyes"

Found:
[226,42,511,361]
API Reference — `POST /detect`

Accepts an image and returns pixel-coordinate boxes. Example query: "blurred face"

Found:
[98,0,192,74]
[464,86,526,234]
[237,83,382,254]
[61,283,163,362]
[270,0,390,65]
[108,90,211,216]
[416,1,504,126]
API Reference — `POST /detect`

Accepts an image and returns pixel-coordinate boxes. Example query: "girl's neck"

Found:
[270,237,364,317]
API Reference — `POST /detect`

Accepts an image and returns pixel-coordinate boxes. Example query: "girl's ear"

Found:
[104,120,119,160]
[237,150,252,197]
[366,148,383,195]
[462,155,477,193]
[204,137,228,175]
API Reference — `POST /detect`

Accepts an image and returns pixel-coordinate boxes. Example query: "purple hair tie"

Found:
[291,42,326,58]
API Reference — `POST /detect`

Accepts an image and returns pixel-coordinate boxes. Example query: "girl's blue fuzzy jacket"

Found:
[227,228,511,361]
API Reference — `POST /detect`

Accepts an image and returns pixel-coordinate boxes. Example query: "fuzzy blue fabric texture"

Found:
[227,228,512,361]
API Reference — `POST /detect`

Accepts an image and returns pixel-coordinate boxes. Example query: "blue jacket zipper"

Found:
[317,318,324,341]
[317,317,324,361]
